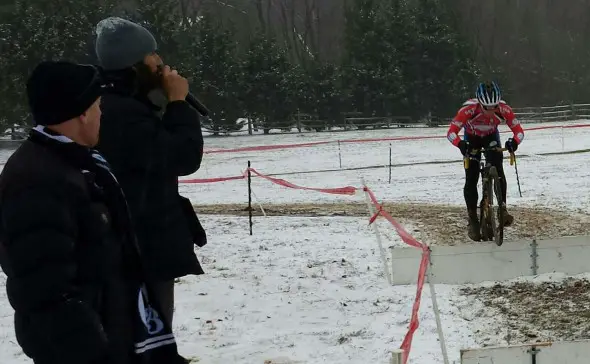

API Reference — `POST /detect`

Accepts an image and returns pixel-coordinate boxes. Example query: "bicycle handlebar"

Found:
[467,147,509,154]
[463,147,515,169]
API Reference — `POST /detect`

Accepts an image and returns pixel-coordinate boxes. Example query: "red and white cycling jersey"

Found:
[446,98,524,147]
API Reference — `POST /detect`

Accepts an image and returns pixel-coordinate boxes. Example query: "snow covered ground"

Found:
[181,120,590,211]
[1,121,590,363]
[171,216,478,364]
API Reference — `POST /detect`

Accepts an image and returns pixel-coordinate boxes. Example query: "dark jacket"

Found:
[97,84,206,281]
[0,129,188,364]
[0,130,138,364]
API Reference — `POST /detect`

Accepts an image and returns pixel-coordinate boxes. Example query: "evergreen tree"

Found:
[308,63,345,128]
[240,31,295,134]
[182,13,245,134]
[379,0,417,116]
[407,0,479,117]
[0,0,117,127]
[341,0,405,120]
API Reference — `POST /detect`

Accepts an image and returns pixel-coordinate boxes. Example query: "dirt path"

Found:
[460,278,590,346]
[193,202,590,245]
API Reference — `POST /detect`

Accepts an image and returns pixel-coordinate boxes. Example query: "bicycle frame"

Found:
[478,149,500,209]
[464,146,511,204]
[463,146,514,244]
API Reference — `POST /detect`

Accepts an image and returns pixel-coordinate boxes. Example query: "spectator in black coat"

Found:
[0,61,187,364]
[93,17,207,327]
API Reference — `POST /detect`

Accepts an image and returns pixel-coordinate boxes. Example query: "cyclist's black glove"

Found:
[458,140,469,156]
[505,138,518,152]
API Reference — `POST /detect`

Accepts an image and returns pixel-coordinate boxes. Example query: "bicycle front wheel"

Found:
[488,166,504,246]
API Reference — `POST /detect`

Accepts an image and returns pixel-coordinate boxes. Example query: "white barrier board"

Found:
[389,235,590,285]
[461,340,590,364]
[461,343,531,364]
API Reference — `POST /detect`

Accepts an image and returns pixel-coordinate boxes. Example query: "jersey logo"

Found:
[462,107,476,116]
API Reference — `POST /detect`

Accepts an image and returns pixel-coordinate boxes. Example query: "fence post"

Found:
[338,140,342,169]
[390,349,404,364]
[427,253,450,364]
[248,161,253,236]
[389,143,392,184]
[530,239,538,275]
[527,346,541,362]
[361,178,393,285]
[247,118,253,135]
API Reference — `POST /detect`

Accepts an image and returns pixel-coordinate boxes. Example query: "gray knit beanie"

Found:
[95,17,157,71]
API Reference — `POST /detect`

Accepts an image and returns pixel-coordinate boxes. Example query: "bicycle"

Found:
[463,146,515,246]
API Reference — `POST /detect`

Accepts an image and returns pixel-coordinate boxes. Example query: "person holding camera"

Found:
[94,17,207,331]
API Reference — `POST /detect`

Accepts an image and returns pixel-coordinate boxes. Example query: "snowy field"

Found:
[1,120,590,363]
[181,120,590,211]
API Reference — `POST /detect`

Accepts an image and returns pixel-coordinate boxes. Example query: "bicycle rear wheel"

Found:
[488,167,504,246]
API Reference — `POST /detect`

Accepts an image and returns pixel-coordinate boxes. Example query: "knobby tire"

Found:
[479,178,493,242]
[492,173,505,246]
[487,167,504,246]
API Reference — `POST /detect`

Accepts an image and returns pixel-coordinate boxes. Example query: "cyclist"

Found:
[446,81,524,241]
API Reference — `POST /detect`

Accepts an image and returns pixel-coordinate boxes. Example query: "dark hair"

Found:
[133,61,161,96]
[101,61,161,98]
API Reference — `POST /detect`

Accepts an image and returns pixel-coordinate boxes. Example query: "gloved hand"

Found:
[458,140,470,155]
[505,138,518,152]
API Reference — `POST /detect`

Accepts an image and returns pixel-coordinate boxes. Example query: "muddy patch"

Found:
[460,278,590,346]
[193,202,590,245]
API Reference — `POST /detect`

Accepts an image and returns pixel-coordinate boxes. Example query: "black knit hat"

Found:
[95,17,158,71]
[26,61,107,126]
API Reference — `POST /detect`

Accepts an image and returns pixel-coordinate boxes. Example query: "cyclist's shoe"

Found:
[467,211,481,241]
[500,206,514,226]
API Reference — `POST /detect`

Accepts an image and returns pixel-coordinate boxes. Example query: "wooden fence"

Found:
[203,103,590,136]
